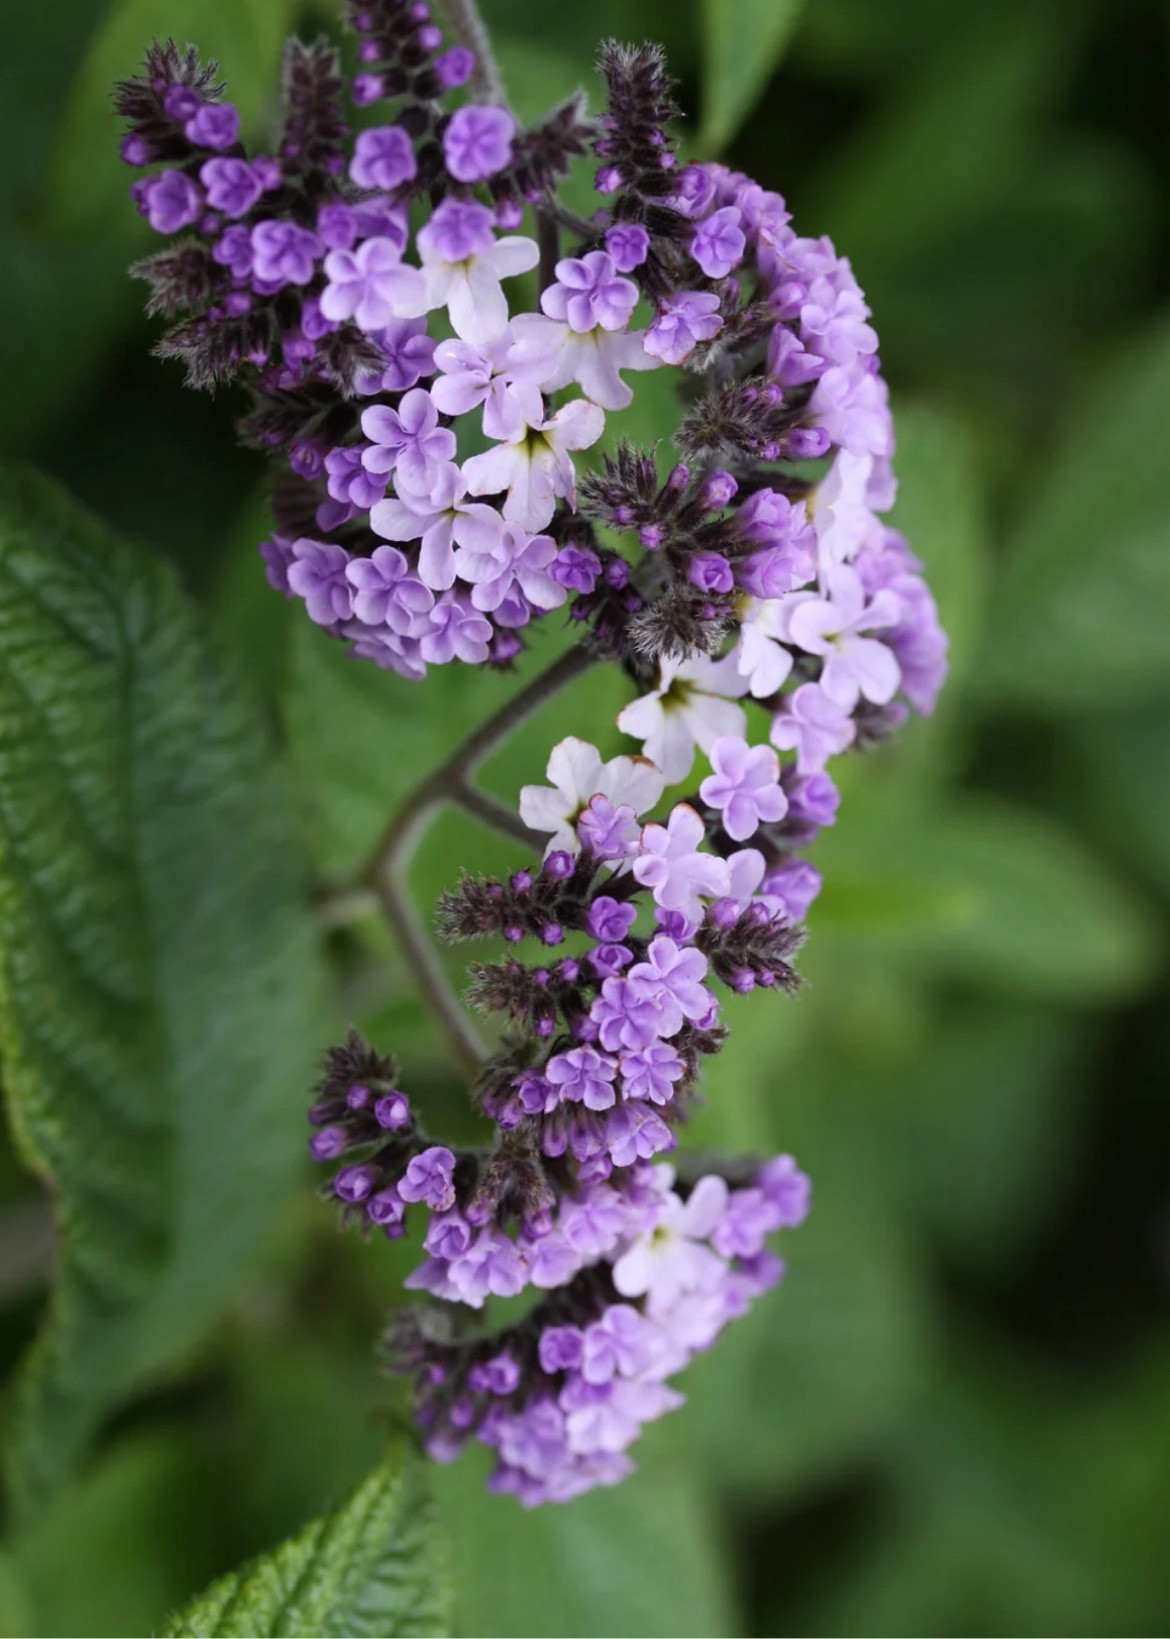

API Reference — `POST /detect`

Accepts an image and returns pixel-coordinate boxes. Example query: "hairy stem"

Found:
[438,0,508,106]
[358,643,598,1071]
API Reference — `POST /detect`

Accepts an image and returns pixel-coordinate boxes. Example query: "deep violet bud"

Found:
[335,1164,381,1203]
[186,102,240,149]
[163,84,202,122]
[352,73,384,106]
[605,222,650,272]
[539,1325,584,1373]
[702,471,738,510]
[142,170,203,233]
[375,1091,411,1130]
[201,158,263,217]
[688,552,733,593]
[544,850,575,881]
[587,896,637,943]
[435,46,475,90]
[309,1125,348,1160]
[351,125,418,190]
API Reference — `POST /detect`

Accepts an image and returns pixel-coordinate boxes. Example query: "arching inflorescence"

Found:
[118,1,946,1505]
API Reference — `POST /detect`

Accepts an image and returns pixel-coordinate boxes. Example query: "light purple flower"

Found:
[287,539,353,625]
[186,103,239,149]
[324,446,386,511]
[590,977,662,1053]
[421,592,493,665]
[360,389,455,491]
[759,1155,812,1226]
[417,199,539,345]
[586,897,638,944]
[700,736,788,841]
[371,461,504,592]
[644,291,723,365]
[581,1306,654,1383]
[546,1047,619,1111]
[424,1209,473,1260]
[769,682,855,774]
[379,317,436,391]
[350,124,418,190]
[632,804,730,922]
[251,220,322,287]
[320,236,428,331]
[456,526,566,623]
[469,1353,521,1395]
[539,1326,584,1373]
[397,1145,457,1211]
[462,398,605,531]
[690,206,745,279]
[620,1041,685,1105]
[627,936,713,1036]
[605,223,650,272]
[785,564,902,711]
[345,546,434,632]
[443,104,515,181]
[199,157,262,216]
[213,224,253,278]
[541,252,638,333]
[448,1226,528,1306]
[761,859,822,920]
[430,330,551,442]
[605,1104,674,1167]
[143,169,203,232]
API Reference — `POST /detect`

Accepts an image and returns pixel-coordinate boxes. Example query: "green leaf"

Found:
[973,313,1170,711]
[160,1440,452,1639]
[811,793,1160,1002]
[699,0,805,152]
[433,1431,738,1638]
[0,465,325,1517]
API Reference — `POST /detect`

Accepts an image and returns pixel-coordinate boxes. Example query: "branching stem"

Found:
[354,643,599,1074]
[438,0,508,106]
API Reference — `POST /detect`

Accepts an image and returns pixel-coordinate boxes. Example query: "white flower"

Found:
[511,312,659,411]
[519,736,665,856]
[616,652,750,783]
[612,1172,729,1313]
[416,200,539,346]
[811,449,882,568]
[462,399,605,531]
[734,598,795,698]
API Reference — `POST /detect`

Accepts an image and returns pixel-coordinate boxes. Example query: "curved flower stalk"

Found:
[117,0,947,1505]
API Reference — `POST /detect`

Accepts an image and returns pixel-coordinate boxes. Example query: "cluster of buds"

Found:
[119,6,946,1505]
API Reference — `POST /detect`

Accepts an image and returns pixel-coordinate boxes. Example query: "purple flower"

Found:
[469,1353,521,1395]
[590,977,662,1053]
[688,552,733,594]
[605,1104,674,1167]
[710,1188,775,1259]
[186,102,240,149]
[541,252,638,333]
[379,318,436,391]
[759,1156,811,1225]
[317,202,356,250]
[142,169,203,232]
[213,224,253,278]
[787,770,840,829]
[576,794,641,861]
[368,1185,406,1229]
[320,237,427,332]
[605,223,650,272]
[671,164,717,218]
[539,1325,584,1373]
[397,1145,457,1211]
[435,45,475,90]
[761,859,822,921]
[581,1306,654,1383]
[351,124,418,190]
[335,1164,381,1203]
[627,936,713,1036]
[345,547,434,632]
[251,220,322,287]
[309,1125,348,1160]
[421,593,492,665]
[424,1210,473,1260]
[690,206,746,279]
[546,1047,618,1112]
[586,897,637,944]
[785,564,902,711]
[620,1041,685,1104]
[361,390,455,491]
[700,735,788,841]
[417,196,496,263]
[164,85,201,122]
[632,804,730,922]
[324,446,385,512]
[644,291,723,365]
[375,1090,411,1129]
[769,683,855,774]
[448,1227,527,1306]
[443,105,515,182]
[258,535,294,595]
[547,545,601,594]
[287,540,353,626]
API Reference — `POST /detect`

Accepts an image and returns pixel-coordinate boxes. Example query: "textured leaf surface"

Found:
[0,465,324,1517]
[161,1441,451,1638]
[700,0,805,151]
[973,315,1170,711]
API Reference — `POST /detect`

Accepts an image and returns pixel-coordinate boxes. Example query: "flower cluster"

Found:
[121,10,945,1507]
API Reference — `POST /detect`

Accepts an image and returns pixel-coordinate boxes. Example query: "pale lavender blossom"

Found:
[371,461,504,591]
[590,977,663,1053]
[397,1145,457,1211]
[784,564,902,711]
[462,398,605,530]
[417,198,539,344]
[345,547,434,631]
[443,104,515,181]
[604,223,650,271]
[320,237,428,331]
[350,124,418,190]
[577,795,642,860]
[378,318,436,391]
[287,539,353,625]
[644,291,723,365]
[769,682,856,773]
[699,735,788,841]
[620,1042,685,1104]
[542,252,638,333]
[690,206,746,279]
[627,936,713,1035]
[546,1047,619,1111]
[632,804,730,922]
[421,592,493,664]
[360,389,455,491]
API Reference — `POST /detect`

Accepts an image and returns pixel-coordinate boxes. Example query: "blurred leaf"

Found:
[433,1431,739,1637]
[0,465,325,1517]
[161,1439,451,1639]
[699,0,805,152]
[973,314,1170,711]
[0,1553,33,1639]
[1056,705,1170,900]
[812,793,1160,1002]
[12,1430,221,1639]
[45,0,292,240]
[686,1185,931,1504]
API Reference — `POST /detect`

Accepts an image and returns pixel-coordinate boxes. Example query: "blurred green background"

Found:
[1,0,1169,1633]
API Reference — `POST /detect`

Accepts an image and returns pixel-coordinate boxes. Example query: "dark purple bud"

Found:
[164,84,202,122]
[544,850,575,881]
[435,45,475,90]
[504,924,523,944]
[346,1083,371,1110]
[375,1091,411,1130]
[418,24,442,50]
[535,1014,556,1036]
[290,440,325,481]
[730,968,756,994]
[688,552,734,593]
[335,1163,381,1202]
[784,427,832,460]
[702,470,739,509]
[639,524,664,549]
[707,896,739,931]
[186,103,240,150]
[667,463,690,492]
[120,133,153,167]
[603,559,629,589]
[595,165,621,194]
[367,1186,405,1226]
[352,73,384,105]
[540,923,564,947]
[511,870,532,893]
[558,958,580,982]
[309,1125,349,1161]
[493,197,523,230]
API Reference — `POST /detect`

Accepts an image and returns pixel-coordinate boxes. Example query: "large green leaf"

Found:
[973,314,1170,711]
[0,465,325,1517]
[699,0,805,152]
[161,1441,451,1639]
[433,1431,738,1638]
